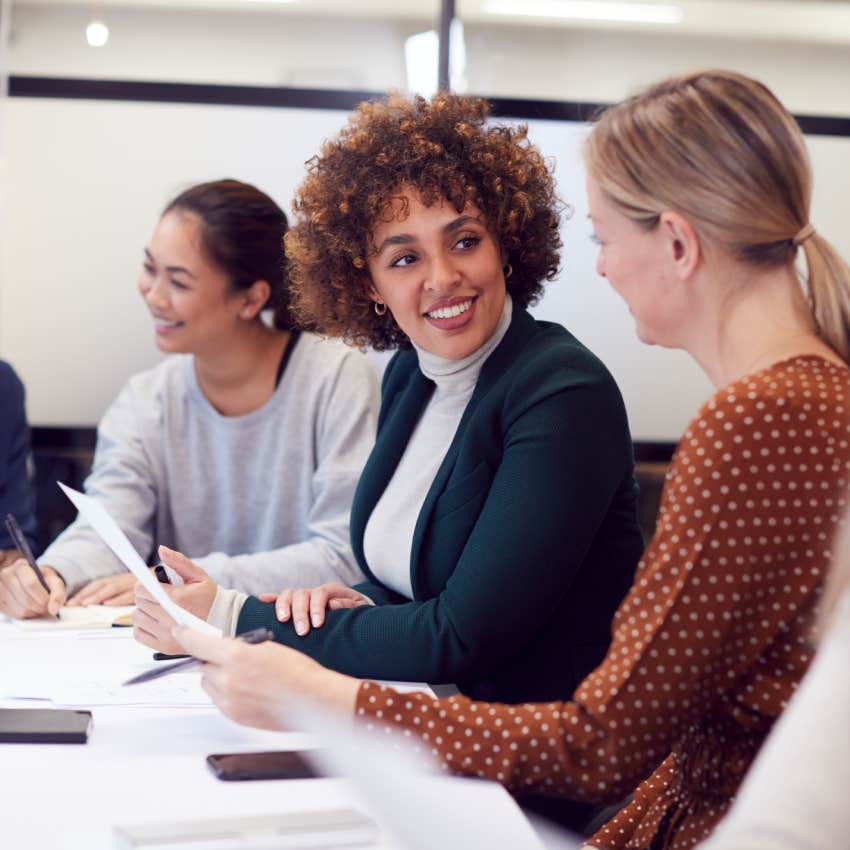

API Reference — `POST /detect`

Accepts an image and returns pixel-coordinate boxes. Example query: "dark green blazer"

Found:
[239,308,643,704]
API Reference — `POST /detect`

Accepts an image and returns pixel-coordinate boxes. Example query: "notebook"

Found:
[11,605,134,630]
[0,708,92,743]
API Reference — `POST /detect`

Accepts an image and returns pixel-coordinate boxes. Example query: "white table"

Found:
[0,620,547,850]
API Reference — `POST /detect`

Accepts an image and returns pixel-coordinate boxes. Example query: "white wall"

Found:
[3,96,849,441]
[7,5,423,89]
[463,25,850,117]
[7,5,850,115]
[3,4,850,440]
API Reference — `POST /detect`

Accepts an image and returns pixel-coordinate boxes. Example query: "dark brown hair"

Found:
[286,93,562,350]
[165,179,292,330]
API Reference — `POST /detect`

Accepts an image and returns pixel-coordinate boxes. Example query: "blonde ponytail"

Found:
[800,235,850,363]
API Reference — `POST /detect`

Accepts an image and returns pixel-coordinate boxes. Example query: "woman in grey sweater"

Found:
[0,179,379,619]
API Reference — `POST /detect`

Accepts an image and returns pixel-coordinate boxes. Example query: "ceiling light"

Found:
[483,1,684,25]
[85,20,109,47]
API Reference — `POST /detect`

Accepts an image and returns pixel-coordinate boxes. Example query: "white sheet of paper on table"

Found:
[58,483,220,636]
[1,662,212,707]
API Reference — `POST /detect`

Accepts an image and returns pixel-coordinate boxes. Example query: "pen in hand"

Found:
[123,627,275,686]
[4,513,59,620]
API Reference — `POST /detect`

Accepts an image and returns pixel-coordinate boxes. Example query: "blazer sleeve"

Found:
[237,364,633,683]
[0,365,37,551]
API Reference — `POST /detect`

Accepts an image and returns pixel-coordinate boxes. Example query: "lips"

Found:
[424,296,476,319]
[151,315,184,332]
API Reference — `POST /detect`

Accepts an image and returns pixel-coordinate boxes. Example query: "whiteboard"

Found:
[2,95,848,441]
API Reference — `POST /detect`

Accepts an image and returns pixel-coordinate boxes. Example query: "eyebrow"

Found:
[373,214,482,256]
[144,248,197,278]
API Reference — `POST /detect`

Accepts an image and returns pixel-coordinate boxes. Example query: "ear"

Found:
[366,283,383,305]
[659,211,701,281]
[238,279,271,319]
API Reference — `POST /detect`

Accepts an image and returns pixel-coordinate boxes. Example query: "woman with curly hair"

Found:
[164,72,850,849]
[134,93,643,820]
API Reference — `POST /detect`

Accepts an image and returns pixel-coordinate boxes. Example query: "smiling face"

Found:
[586,176,689,349]
[366,192,507,360]
[138,211,248,355]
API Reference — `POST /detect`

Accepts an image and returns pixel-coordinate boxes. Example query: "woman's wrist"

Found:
[306,665,361,715]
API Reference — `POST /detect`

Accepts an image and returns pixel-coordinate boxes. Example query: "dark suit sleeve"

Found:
[351,579,409,607]
[237,361,633,683]
[0,365,37,551]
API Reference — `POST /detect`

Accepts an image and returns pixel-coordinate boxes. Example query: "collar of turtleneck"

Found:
[413,294,513,395]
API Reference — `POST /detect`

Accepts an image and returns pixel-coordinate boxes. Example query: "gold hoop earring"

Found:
[374,302,387,316]
[503,263,513,280]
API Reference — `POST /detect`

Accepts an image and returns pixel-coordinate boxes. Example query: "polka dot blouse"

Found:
[354,355,850,850]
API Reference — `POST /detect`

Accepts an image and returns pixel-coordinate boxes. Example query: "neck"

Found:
[194,321,290,415]
[683,261,840,388]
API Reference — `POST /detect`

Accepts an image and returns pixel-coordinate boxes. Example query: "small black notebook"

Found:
[0,708,92,744]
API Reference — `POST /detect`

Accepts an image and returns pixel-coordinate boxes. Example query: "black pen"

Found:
[123,627,275,686]
[4,513,59,619]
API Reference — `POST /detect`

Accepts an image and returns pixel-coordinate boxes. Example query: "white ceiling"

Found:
[11,0,850,45]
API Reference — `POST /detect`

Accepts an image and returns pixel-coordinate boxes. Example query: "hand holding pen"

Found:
[124,627,275,685]
[0,514,65,620]
[171,625,360,729]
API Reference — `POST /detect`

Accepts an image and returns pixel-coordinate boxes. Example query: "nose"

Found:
[141,273,169,310]
[595,251,606,279]
[426,251,461,293]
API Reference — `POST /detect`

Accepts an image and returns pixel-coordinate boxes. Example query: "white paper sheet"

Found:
[58,483,220,636]
[12,605,135,631]
[1,662,212,707]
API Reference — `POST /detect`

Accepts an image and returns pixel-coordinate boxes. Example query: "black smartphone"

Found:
[206,750,321,781]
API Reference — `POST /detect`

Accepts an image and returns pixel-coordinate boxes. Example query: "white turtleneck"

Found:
[363,295,513,599]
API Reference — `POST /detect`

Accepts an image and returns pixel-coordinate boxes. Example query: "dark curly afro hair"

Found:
[285,92,563,350]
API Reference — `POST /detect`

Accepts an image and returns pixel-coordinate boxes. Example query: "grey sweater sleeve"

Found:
[38,381,158,596]
[192,350,379,595]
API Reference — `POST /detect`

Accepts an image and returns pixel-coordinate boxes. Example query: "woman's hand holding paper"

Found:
[173,625,360,730]
[133,545,218,653]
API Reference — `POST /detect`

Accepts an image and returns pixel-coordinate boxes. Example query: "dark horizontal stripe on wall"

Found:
[32,426,97,453]
[487,96,608,123]
[9,76,383,112]
[633,442,677,464]
[29,424,675,464]
[11,76,850,137]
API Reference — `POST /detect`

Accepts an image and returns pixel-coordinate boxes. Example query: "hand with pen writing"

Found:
[172,625,360,731]
[0,559,66,619]
[133,545,218,654]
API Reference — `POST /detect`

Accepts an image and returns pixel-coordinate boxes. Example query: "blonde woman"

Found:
[164,73,850,849]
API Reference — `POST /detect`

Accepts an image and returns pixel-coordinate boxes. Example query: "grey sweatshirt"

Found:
[39,333,379,596]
